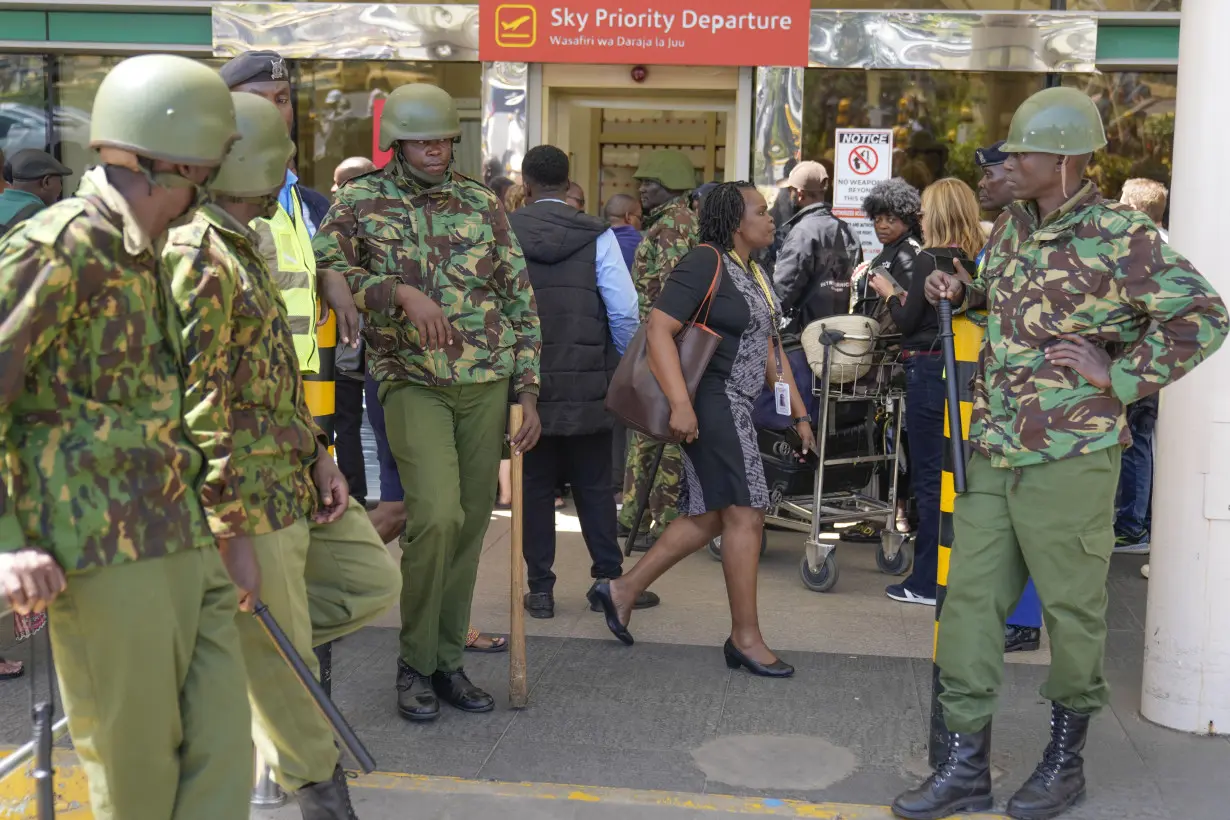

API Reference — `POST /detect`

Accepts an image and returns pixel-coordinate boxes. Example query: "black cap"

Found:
[975,140,1008,168]
[7,149,72,181]
[219,50,290,89]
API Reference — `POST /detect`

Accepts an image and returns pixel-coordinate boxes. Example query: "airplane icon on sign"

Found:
[494,4,537,47]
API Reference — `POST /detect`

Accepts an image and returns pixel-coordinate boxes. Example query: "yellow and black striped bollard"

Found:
[929,314,983,767]
[303,309,337,459]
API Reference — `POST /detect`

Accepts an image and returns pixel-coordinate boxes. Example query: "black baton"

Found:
[253,602,377,773]
[32,700,53,820]
[938,298,967,494]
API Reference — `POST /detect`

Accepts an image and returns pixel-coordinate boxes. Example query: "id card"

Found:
[774,381,791,416]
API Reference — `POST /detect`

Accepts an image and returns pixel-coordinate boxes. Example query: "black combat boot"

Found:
[891,725,993,820]
[1006,702,1090,820]
[298,764,359,820]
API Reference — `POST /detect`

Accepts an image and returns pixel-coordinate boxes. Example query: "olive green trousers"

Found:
[381,380,507,675]
[49,548,252,820]
[241,498,400,791]
[937,448,1121,732]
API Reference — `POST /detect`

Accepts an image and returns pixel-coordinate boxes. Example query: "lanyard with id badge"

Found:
[739,255,792,416]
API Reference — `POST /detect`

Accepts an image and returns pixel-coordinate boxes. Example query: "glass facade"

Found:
[292,60,482,193]
[809,1,1181,8]
[0,55,48,182]
[802,68,1176,213]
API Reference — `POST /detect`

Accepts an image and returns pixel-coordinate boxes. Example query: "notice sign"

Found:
[831,128,894,258]
[479,0,811,67]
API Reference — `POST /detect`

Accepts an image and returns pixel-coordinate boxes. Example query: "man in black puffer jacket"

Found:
[508,145,657,620]
[772,161,864,335]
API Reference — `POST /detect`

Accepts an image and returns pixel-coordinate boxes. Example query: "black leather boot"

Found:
[298,764,358,820]
[1006,702,1090,820]
[892,726,993,820]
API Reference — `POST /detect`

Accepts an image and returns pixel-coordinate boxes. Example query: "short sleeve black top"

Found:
[654,244,771,387]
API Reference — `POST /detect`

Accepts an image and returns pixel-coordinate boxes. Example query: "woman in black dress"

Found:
[588,183,816,676]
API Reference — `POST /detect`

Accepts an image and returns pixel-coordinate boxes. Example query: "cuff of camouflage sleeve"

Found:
[1108,362,1146,406]
[515,384,540,397]
[205,499,252,540]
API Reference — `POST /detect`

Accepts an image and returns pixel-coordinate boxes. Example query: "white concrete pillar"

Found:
[1141,0,1230,735]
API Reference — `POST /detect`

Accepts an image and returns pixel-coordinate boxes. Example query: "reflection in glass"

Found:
[482,61,527,181]
[1064,72,1176,207]
[802,69,1046,192]
[753,67,804,189]
[292,61,482,193]
[0,55,48,178]
[54,56,227,197]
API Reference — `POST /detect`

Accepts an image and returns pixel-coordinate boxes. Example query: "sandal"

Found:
[0,658,24,680]
[464,626,508,654]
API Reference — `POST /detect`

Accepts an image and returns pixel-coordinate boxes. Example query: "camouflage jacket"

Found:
[164,204,325,539]
[633,196,699,321]
[313,156,541,393]
[0,167,214,572]
[966,182,1228,468]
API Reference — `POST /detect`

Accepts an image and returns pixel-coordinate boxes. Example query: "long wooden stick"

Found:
[508,404,528,708]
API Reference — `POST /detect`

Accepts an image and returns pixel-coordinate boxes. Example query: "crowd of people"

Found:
[0,49,1224,820]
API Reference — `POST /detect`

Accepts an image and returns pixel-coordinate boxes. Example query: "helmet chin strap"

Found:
[1059,157,1073,201]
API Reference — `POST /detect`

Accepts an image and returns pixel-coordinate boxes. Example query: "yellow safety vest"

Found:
[266,186,319,373]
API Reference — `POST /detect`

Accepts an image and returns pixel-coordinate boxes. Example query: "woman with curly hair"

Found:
[870,178,985,607]
[588,182,816,677]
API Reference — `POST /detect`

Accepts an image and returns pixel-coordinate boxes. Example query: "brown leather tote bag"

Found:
[605,246,723,443]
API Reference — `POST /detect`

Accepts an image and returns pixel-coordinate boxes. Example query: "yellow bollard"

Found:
[302,309,337,453]
[929,314,983,767]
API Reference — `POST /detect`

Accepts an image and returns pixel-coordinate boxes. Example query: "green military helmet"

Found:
[1001,87,1107,157]
[633,149,697,192]
[90,54,239,167]
[378,83,461,150]
[209,93,294,198]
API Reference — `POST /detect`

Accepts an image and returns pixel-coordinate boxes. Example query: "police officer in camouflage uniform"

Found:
[314,84,541,722]
[894,88,1229,820]
[619,149,699,549]
[0,55,253,820]
[165,93,401,819]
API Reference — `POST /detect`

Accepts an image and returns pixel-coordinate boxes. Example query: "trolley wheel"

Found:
[799,553,839,593]
[876,534,914,576]
[707,530,769,562]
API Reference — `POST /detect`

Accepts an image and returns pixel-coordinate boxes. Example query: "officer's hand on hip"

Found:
[311,446,350,524]
[395,284,454,351]
[924,270,965,306]
[1045,333,1113,390]
[320,271,361,347]
[0,549,66,615]
[511,393,542,455]
[217,536,261,613]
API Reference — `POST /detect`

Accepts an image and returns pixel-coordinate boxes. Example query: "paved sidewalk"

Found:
[0,509,1224,820]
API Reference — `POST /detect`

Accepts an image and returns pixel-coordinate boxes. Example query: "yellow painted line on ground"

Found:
[0,754,1009,819]
[0,749,92,818]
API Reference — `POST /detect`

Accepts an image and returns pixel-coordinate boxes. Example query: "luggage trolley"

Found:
[794,316,911,592]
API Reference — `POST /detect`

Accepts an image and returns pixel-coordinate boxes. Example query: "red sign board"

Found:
[478,0,811,67]
[371,97,394,169]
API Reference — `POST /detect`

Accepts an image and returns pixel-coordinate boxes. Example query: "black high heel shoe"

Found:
[723,638,794,678]
[586,580,634,646]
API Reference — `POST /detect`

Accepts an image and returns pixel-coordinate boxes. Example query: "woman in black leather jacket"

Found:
[861,178,924,315]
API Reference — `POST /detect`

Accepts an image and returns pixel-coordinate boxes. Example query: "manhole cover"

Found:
[691,735,858,790]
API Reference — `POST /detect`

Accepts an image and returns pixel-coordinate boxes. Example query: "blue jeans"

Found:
[1115,395,1157,538]
[902,355,945,598]
[365,377,404,503]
